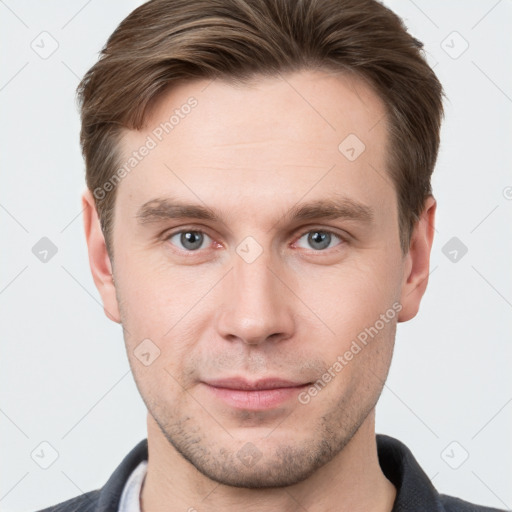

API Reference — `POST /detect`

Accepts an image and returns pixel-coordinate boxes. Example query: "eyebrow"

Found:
[135,195,374,227]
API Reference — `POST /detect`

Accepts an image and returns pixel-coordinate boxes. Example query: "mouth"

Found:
[200,377,311,410]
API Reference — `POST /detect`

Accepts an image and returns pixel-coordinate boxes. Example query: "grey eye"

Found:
[169,231,211,251]
[296,230,342,251]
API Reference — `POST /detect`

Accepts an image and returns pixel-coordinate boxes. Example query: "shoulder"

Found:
[376,434,506,512]
[31,439,148,512]
[32,490,99,512]
[440,494,506,512]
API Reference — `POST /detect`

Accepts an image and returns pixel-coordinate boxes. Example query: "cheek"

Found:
[115,247,202,328]
[115,274,193,390]
[125,329,194,411]
[299,253,401,334]
[319,310,397,405]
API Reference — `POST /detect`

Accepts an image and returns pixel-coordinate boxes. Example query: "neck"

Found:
[140,410,396,512]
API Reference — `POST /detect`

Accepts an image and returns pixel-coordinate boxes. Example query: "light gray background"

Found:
[1,1,511,511]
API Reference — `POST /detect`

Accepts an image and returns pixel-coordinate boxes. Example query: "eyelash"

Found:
[162,226,347,255]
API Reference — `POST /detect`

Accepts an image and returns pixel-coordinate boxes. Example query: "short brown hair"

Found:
[77,0,444,258]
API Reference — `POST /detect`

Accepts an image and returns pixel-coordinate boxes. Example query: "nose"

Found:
[215,249,296,346]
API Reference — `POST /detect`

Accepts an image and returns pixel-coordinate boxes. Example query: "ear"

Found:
[82,188,121,324]
[398,196,436,322]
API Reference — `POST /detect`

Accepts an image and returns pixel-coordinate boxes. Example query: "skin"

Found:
[82,69,436,512]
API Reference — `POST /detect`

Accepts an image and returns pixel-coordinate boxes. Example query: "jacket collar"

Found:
[377,434,444,511]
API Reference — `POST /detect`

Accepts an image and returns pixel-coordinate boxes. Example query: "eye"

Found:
[294,229,345,251]
[163,227,346,254]
[166,230,213,252]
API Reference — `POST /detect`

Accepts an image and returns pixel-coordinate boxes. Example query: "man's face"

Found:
[101,70,412,486]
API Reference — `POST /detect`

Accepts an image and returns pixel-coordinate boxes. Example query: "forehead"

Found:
[116,69,393,225]
[138,68,388,151]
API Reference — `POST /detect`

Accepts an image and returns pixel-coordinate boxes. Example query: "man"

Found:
[36,0,505,511]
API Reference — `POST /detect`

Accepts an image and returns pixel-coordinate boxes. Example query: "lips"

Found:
[204,377,309,391]
[201,377,311,410]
